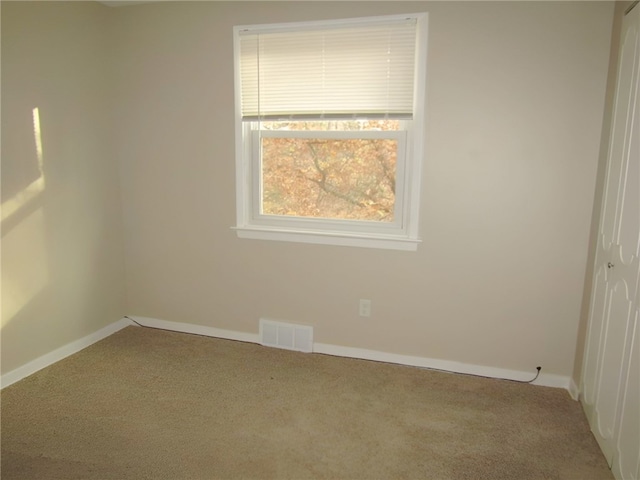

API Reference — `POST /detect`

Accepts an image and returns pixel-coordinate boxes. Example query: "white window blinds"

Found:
[238,16,418,121]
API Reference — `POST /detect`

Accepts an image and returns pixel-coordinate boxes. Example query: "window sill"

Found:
[233,225,420,251]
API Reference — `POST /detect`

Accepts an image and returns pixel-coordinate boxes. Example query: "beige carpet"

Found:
[1,326,612,480]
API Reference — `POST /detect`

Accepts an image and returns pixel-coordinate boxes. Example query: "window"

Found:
[233,13,427,250]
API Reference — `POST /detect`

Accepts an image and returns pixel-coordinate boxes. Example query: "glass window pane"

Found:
[261,137,397,222]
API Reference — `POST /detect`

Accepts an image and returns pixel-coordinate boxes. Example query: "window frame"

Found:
[233,13,428,251]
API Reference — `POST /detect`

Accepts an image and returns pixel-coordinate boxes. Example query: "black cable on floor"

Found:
[125,316,542,384]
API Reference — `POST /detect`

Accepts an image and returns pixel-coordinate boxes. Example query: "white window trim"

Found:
[232,13,428,251]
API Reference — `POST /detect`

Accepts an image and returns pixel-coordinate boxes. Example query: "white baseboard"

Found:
[2,315,572,393]
[313,342,569,389]
[568,377,580,401]
[128,316,260,344]
[1,318,131,389]
[130,316,571,392]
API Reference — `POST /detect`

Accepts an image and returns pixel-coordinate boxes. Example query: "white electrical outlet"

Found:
[359,299,371,317]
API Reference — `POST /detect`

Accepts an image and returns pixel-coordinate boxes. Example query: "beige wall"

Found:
[112,1,614,378]
[572,0,633,389]
[0,1,615,380]
[1,2,126,374]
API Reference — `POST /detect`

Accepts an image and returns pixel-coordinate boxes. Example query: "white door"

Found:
[581,2,640,475]
[612,300,639,480]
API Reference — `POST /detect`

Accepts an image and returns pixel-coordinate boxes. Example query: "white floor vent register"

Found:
[259,319,313,353]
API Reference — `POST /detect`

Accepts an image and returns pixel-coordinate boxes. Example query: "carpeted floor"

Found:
[1,326,613,480]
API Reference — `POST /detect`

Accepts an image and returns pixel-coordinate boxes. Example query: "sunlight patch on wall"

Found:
[1,207,49,328]
[1,107,49,329]
[1,108,46,224]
